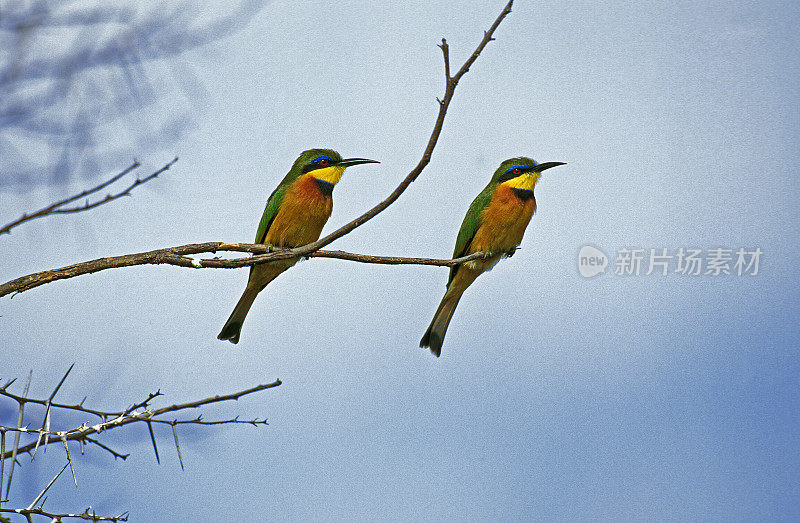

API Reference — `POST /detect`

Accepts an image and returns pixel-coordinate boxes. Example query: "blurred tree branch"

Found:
[0,0,515,299]
[0,1,267,189]
[0,158,178,236]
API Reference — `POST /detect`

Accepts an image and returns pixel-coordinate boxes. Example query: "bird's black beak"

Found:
[338,158,380,167]
[533,161,566,172]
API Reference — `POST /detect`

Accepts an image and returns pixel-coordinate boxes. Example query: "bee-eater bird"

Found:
[420,157,565,357]
[218,149,379,344]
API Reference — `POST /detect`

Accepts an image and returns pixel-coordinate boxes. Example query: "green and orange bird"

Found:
[218,149,379,344]
[420,157,565,356]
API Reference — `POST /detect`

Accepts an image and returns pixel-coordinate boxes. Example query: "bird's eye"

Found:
[512,167,521,175]
[319,158,329,166]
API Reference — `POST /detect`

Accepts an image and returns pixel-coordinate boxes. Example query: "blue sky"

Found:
[2,0,799,520]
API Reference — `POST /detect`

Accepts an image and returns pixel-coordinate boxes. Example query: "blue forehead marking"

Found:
[504,163,536,174]
[314,155,333,163]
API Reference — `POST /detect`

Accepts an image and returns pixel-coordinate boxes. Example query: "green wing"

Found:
[447,183,495,286]
[254,170,299,244]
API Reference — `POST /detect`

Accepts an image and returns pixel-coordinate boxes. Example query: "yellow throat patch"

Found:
[311,165,346,185]
[502,171,541,191]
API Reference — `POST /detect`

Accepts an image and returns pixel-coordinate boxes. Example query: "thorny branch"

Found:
[0,367,280,521]
[0,158,178,236]
[0,374,280,462]
[0,506,128,522]
[0,0,515,299]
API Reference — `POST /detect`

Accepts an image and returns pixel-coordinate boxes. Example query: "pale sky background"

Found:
[2,0,799,520]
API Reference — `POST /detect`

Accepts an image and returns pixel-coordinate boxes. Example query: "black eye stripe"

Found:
[498,164,536,183]
[301,156,337,174]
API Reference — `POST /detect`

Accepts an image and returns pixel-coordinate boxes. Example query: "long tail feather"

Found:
[218,261,293,344]
[217,286,259,344]
[420,289,464,357]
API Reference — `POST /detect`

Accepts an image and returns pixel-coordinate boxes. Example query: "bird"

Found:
[419,157,565,357]
[218,148,379,344]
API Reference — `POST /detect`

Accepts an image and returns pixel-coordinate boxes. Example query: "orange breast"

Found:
[468,184,536,254]
[264,174,333,248]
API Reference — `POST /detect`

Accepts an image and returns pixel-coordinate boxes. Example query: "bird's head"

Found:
[491,157,565,191]
[293,148,379,185]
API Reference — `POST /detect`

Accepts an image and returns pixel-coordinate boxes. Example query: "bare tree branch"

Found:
[0,506,127,522]
[0,158,178,236]
[0,242,492,297]
[0,371,276,521]
[0,0,514,298]
[0,378,275,425]
[1,377,281,461]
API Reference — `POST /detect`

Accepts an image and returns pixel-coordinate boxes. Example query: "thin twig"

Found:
[123,390,163,416]
[155,416,267,427]
[148,381,282,415]
[48,158,177,216]
[439,38,451,83]
[0,162,139,235]
[0,158,176,236]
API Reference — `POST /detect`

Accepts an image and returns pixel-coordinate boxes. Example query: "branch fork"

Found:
[1,0,514,299]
